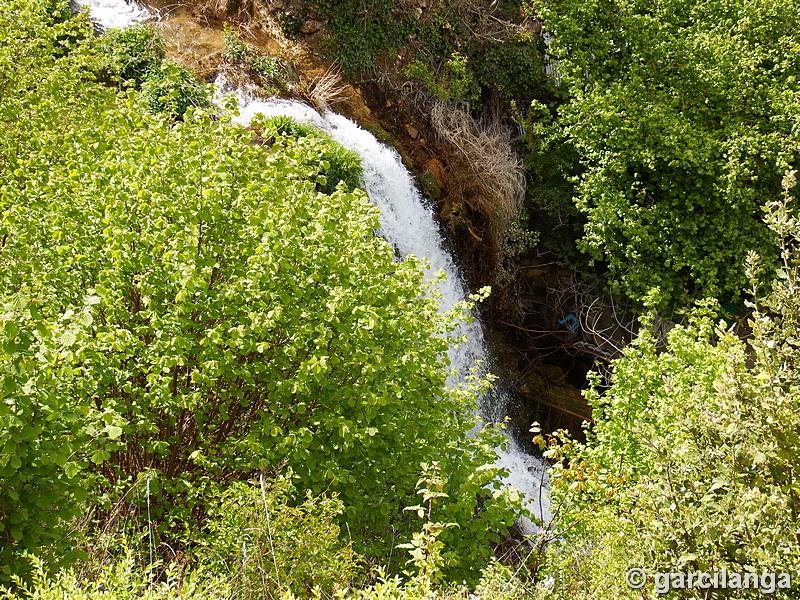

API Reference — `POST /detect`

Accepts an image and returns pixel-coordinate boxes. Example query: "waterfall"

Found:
[71,0,151,30]
[76,0,551,528]
[221,85,551,529]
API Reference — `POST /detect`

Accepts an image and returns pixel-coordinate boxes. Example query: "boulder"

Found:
[423,158,446,185]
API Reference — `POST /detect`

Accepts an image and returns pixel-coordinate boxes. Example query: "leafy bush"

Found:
[222,25,290,96]
[532,0,800,310]
[404,53,481,108]
[536,174,800,599]
[0,0,119,581]
[471,31,546,108]
[511,100,583,255]
[316,0,417,75]
[97,24,165,85]
[404,1,549,111]
[1,554,230,600]
[140,59,210,118]
[45,0,72,24]
[1,0,526,583]
[0,294,122,579]
[0,468,531,600]
[16,102,451,536]
[313,137,363,194]
[255,116,363,194]
[201,475,360,598]
[262,115,319,139]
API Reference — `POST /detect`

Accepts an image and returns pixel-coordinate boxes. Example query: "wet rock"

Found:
[419,159,445,199]
[518,370,546,396]
[520,266,546,279]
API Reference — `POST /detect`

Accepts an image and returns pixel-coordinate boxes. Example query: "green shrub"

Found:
[404,53,481,108]
[262,115,319,139]
[222,25,290,96]
[140,59,210,118]
[2,509,531,600]
[314,137,363,194]
[0,0,119,581]
[200,475,360,598]
[532,0,799,310]
[0,467,530,600]
[511,100,583,257]
[471,32,546,108]
[536,174,800,599]
[316,0,417,75]
[255,116,363,194]
[97,24,165,85]
[45,0,72,24]
[1,1,524,582]
[1,554,230,600]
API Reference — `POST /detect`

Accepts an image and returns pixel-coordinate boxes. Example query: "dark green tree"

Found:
[531,0,800,309]
[539,172,800,599]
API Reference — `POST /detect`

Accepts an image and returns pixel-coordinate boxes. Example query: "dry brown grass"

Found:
[300,64,349,109]
[430,100,524,237]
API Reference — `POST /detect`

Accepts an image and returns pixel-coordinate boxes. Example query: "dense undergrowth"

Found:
[0,2,531,596]
[3,1,800,599]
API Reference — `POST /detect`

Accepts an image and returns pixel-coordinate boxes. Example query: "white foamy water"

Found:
[72,0,151,30]
[216,81,551,529]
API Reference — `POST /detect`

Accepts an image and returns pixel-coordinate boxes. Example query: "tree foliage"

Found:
[256,116,364,194]
[96,24,209,119]
[0,0,522,582]
[0,0,117,576]
[139,58,210,118]
[539,173,800,599]
[96,24,165,85]
[532,0,800,309]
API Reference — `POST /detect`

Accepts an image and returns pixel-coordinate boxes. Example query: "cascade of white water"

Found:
[73,0,552,523]
[78,0,552,534]
[72,0,151,30]
[219,83,551,528]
